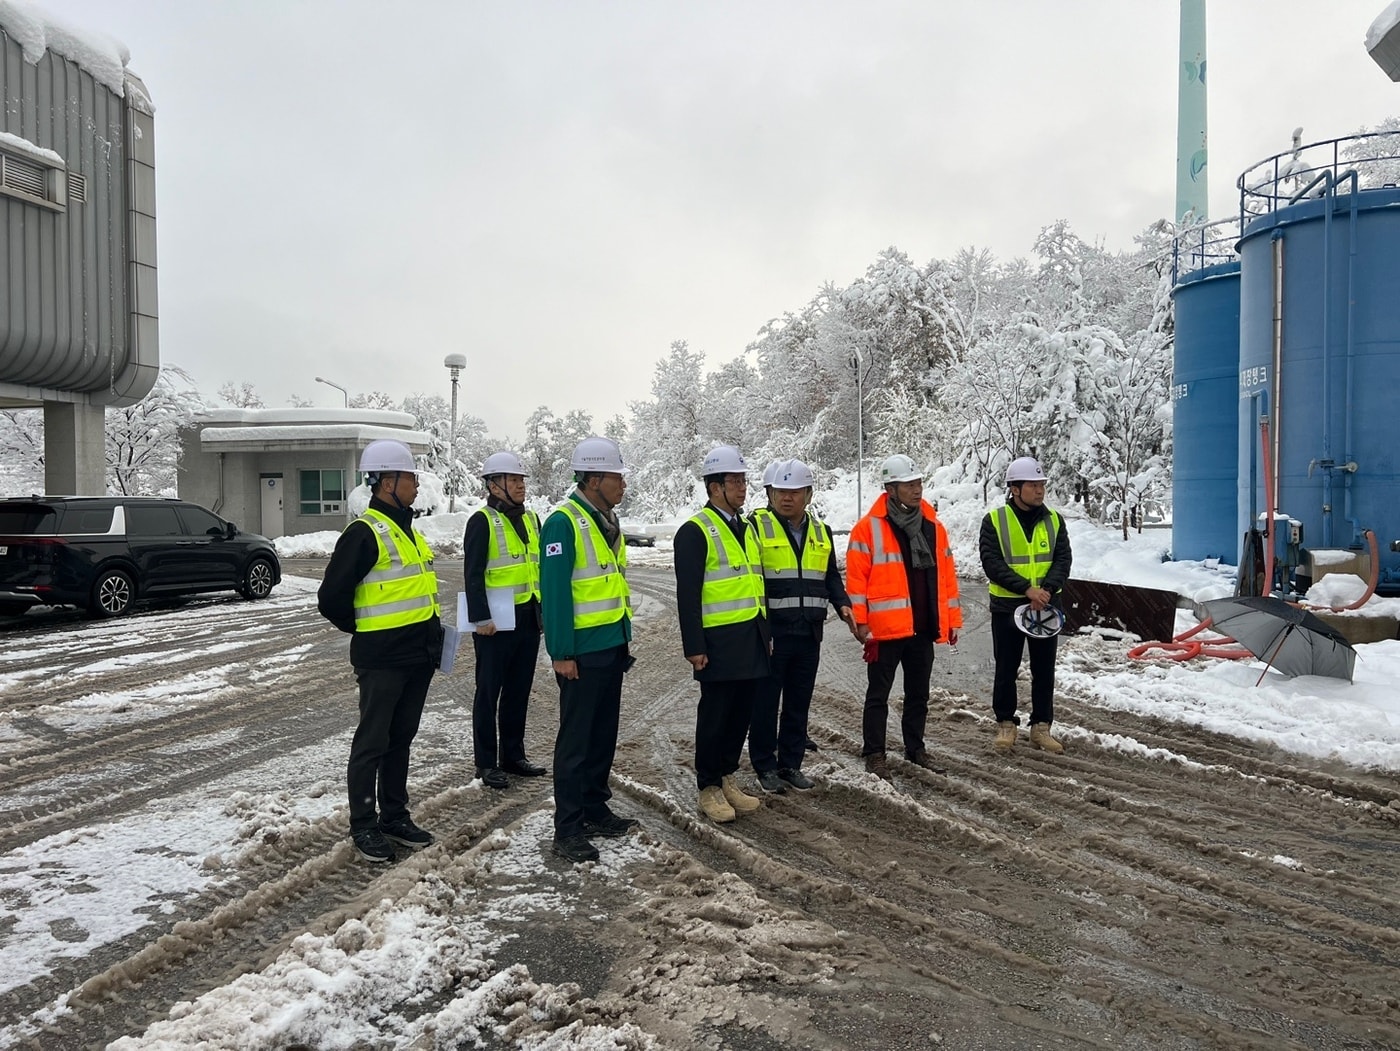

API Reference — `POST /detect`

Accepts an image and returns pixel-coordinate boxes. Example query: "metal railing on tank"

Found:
[1171,216,1242,284]
[1237,129,1400,220]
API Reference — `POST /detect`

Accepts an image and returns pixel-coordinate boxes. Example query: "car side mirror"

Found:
[225,522,238,538]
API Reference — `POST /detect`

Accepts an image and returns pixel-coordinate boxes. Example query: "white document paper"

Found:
[461,589,517,633]
[439,624,461,673]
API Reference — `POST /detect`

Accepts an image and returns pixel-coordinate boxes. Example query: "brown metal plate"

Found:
[1061,578,1179,643]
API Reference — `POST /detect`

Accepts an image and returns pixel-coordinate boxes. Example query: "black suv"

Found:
[0,496,282,618]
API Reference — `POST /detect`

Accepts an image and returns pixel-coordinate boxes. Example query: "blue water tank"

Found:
[1171,262,1241,562]
[1237,186,1400,589]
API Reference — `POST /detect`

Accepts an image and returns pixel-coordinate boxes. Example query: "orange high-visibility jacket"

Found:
[847,493,961,642]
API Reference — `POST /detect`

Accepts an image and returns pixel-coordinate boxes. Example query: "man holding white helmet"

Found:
[674,444,771,823]
[979,456,1072,754]
[746,458,855,792]
[318,438,441,863]
[847,453,962,779]
[463,450,546,791]
[539,436,638,864]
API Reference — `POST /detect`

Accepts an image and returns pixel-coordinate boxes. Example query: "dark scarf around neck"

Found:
[886,498,934,569]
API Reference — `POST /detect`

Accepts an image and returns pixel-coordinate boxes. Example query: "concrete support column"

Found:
[43,401,107,495]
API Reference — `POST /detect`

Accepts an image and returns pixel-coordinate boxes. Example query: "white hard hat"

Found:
[360,439,417,475]
[702,444,748,476]
[880,454,922,484]
[481,450,528,478]
[1005,456,1048,484]
[761,460,781,487]
[771,458,815,490]
[570,436,627,473]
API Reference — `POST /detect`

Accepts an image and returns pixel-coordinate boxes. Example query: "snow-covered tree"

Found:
[0,410,44,493]
[217,381,265,408]
[108,365,210,495]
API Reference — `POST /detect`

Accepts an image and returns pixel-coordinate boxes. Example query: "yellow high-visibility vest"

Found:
[352,508,440,631]
[689,506,766,627]
[480,506,540,605]
[556,501,630,629]
[749,507,831,614]
[987,506,1062,598]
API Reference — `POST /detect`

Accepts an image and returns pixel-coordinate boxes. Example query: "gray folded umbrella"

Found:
[1201,596,1356,683]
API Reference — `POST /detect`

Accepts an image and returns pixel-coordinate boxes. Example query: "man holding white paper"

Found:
[463,451,545,790]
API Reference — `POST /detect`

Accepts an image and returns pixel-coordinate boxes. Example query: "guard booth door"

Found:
[260,474,284,538]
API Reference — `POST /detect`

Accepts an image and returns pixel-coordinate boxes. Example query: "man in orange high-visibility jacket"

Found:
[847,454,961,779]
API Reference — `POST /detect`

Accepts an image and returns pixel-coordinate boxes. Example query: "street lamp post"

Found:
[315,375,349,407]
[850,349,864,513]
[314,376,352,521]
[444,354,467,513]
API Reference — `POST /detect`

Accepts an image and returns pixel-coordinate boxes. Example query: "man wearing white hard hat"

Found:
[318,439,440,863]
[463,451,546,791]
[847,454,962,780]
[979,455,1072,754]
[746,458,855,793]
[539,436,638,864]
[674,444,771,824]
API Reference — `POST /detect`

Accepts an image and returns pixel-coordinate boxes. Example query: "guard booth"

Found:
[0,10,158,493]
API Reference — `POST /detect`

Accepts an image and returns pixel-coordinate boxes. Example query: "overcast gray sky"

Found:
[39,0,1400,437]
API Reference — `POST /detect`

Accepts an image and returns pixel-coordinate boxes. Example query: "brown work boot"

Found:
[1029,722,1064,754]
[994,721,1018,752]
[698,785,736,823]
[721,775,761,813]
[864,752,891,780]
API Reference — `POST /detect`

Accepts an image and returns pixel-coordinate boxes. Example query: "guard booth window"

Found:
[299,470,346,516]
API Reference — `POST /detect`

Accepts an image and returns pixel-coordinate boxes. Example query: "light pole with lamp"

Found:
[850,349,864,514]
[315,375,349,407]
[444,354,467,513]
[315,376,352,521]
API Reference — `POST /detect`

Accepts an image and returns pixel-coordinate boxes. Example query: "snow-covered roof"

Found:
[199,424,431,449]
[1367,0,1400,49]
[195,408,419,429]
[0,0,152,112]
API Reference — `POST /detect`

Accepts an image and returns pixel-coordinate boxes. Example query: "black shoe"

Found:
[777,767,814,791]
[352,828,397,863]
[804,737,819,752]
[583,814,640,838]
[907,750,947,775]
[755,769,787,794]
[476,767,509,790]
[552,834,599,863]
[379,818,435,849]
[501,759,547,777]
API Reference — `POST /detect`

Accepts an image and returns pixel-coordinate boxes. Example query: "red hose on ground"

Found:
[1127,616,1256,663]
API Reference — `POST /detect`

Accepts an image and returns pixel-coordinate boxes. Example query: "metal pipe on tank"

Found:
[1270,230,1284,524]
[1321,172,1334,545]
[1342,171,1362,544]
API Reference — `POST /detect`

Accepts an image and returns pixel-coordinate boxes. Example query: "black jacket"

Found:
[462,498,540,633]
[674,503,771,682]
[318,497,443,669]
[979,501,1073,614]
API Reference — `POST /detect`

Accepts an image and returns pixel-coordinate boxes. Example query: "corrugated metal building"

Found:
[0,9,158,493]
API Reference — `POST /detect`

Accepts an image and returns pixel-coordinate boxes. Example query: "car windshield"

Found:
[0,506,59,535]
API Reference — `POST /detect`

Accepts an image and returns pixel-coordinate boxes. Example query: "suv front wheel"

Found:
[90,568,135,618]
[241,557,276,600]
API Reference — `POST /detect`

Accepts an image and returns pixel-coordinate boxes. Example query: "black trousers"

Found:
[990,610,1058,725]
[749,634,821,773]
[861,635,934,758]
[696,677,763,789]
[471,627,540,769]
[553,645,626,839]
[347,663,434,833]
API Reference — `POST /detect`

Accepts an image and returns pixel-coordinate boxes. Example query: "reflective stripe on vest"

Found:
[352,509,440,631]
[851,516,910,616]
[988,506,1061,598]
[750,508,831,613]
[690,507,766,627]
[556,500,630,629]
[480,506,541,604]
